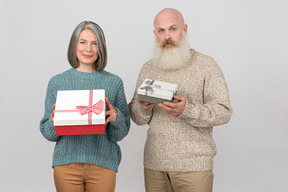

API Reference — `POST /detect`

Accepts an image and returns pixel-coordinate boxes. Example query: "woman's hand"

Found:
[50,104,56,122]
[105,97,118,124]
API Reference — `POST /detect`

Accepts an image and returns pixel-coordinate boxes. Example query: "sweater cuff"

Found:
[110,108,126,129]
[137,102,154,115]
[178,102,199,120]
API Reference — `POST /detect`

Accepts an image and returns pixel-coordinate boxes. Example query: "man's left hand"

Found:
[158,95,186,116]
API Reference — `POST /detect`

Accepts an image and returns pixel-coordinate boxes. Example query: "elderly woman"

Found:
[40,21,130,192]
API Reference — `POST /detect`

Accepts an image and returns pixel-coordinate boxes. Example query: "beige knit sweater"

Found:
[128,49,232,172]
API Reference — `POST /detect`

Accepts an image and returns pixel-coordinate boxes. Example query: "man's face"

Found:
[153,10,187,48]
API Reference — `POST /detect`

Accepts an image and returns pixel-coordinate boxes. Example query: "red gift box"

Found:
[54,90,106,136]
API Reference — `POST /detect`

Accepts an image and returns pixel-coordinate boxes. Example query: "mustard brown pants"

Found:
[54,163,116,192]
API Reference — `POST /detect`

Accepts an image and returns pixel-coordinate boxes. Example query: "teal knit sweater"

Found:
[40,68,130,172]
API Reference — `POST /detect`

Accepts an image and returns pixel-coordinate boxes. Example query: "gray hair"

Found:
[67,21,107,71]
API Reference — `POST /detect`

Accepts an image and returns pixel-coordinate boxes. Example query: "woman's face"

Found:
[76,29,99,66]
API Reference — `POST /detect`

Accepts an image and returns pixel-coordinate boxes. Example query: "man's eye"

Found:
[171,27,176,31]
[159,29,164,33]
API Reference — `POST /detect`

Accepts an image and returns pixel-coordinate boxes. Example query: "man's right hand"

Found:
[137,99,156,110]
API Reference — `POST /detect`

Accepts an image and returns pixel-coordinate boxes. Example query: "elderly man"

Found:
[128,8,233,192]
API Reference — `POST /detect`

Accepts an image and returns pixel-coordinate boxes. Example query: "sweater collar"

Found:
[69,68,104,79]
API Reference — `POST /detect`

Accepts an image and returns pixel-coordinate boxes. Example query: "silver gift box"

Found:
[137,79,178,104]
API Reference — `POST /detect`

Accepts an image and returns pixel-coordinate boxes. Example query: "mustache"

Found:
[161,39,177,47]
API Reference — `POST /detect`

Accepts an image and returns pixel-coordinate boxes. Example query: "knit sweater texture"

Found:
[40,68,130,172]
[129,49,232,172]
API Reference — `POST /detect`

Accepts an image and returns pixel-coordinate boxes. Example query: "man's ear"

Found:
[184,24,188,32]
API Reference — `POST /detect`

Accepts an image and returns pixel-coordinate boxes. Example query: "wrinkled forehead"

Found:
[154,9,184,28]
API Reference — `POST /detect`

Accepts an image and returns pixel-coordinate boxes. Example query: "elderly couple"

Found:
[40,8,232,192]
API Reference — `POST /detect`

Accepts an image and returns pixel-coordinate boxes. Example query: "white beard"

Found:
[153,36,191,70]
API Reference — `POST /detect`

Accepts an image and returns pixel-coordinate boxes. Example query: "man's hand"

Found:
[137,99,156,110]
[158,95,186,116]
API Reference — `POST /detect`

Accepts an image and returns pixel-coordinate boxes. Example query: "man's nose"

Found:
[165,31,171,39]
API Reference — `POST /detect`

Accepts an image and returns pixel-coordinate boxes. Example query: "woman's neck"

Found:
[76,64,96,73]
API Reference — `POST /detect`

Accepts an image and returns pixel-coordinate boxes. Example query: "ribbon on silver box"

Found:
[140,80,161,95]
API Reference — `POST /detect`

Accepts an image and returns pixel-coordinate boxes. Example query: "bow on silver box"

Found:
[140,80,161,95]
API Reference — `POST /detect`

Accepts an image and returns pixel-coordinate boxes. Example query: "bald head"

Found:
[153,8,187,47]
[154,8,185,28]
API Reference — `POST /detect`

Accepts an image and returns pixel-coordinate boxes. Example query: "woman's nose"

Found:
[85,44,92,51]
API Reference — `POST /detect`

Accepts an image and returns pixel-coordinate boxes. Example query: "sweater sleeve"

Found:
[107,80,130,142]
[39,78,60,142]
[128,66,154,126]
[178,60,233,128]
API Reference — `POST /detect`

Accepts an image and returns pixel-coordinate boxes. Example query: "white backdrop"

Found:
[0,0,287,191]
